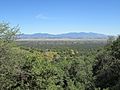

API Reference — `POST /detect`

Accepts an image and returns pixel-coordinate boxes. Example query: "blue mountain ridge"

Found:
[18,32,108,39]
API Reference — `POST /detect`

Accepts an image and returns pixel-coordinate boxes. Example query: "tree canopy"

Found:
[93,36,120,90]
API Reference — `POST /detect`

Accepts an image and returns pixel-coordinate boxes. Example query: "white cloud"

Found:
[35,14,49,20]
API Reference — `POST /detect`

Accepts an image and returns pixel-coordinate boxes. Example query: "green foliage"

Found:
[0,22,19,42]
[1,22,107,90]
[93,36,120,90]
[0,42,96,89]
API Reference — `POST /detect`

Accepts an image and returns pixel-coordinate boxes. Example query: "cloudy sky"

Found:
[0,0,120,35]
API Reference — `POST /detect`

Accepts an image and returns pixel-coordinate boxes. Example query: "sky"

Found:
[0,0,120,35]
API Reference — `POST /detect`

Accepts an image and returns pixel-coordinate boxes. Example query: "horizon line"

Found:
[20,32,116,36]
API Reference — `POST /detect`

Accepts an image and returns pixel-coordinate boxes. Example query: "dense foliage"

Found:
[93,36,120,90]
[1,22,120,90]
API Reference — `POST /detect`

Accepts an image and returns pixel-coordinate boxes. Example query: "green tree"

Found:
[0,22,19,41]
[93,36,120,90]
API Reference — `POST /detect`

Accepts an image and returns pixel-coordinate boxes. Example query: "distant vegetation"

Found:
[0,22,120,90]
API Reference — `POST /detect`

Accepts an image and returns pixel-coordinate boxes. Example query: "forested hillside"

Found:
[0,22,120,90]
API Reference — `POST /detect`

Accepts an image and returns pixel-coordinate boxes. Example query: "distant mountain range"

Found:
[18,32,109,39]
